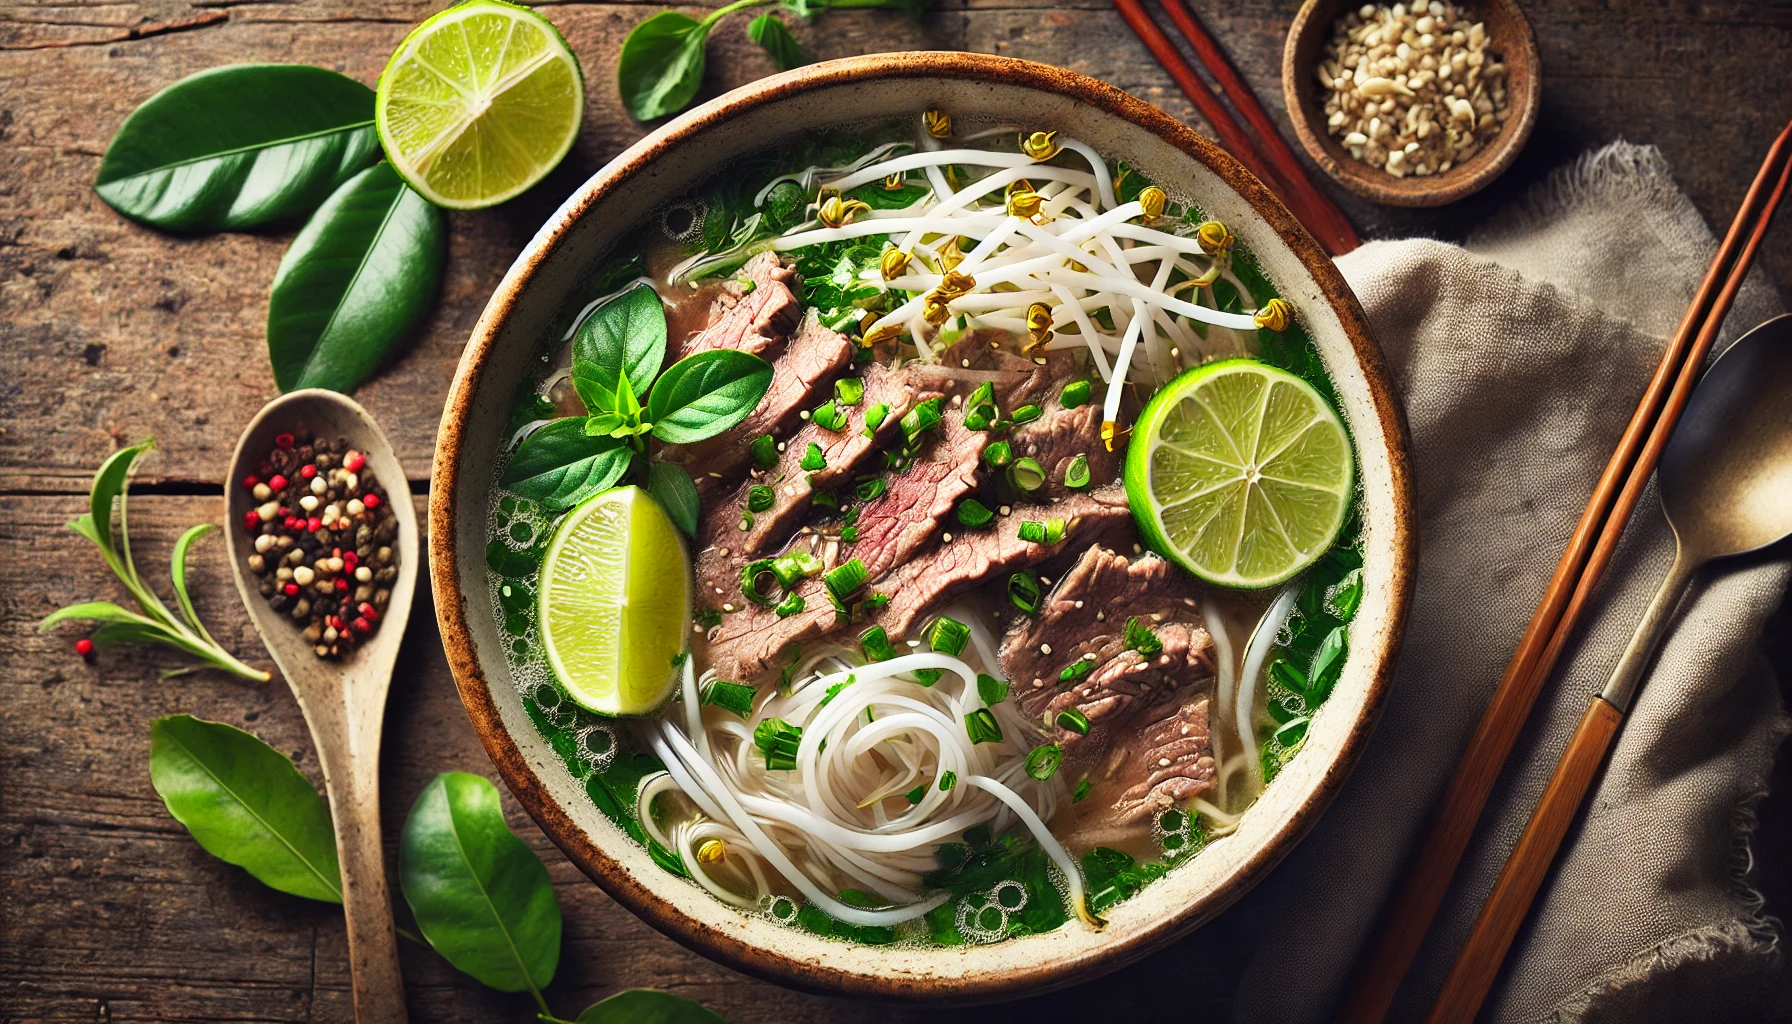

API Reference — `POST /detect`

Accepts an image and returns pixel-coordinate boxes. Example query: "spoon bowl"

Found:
[224,388,419,1024]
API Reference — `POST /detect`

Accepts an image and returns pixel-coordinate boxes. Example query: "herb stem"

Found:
[701,0,774,28]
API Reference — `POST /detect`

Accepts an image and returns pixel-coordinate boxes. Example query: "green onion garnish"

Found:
[855,477,887,502]
[1060,379,1092,408]
[859,625,897,662]
[747,484,775,513]
[939,771,957,791]
[750,434,778,469]
[1308,626,1348,703]
[1274,716,1311,748]
[835,377,865,406]
[823,557,868,602]
[810,489,838,509]
[696,608,722,628]
[1008,457,1046,492]
[1016,518,1066,545]
[863,591,890,610]
[1059,658,1092,683]
[812,399,847,431]
[912,668,942,686]
[977,673,1009,705]
[963,381,998,430]
[1056,707,1091,735]
[777,648,803,695]
[963,407,992,432]
[772,551,822,589]
[927,616,969,657]
[741,559,780,606]
[905,784,927,805]
[774,591,805,618]
[900,397,943,439]
[818,673,856,707]
[800,442,826,471]
[754,718,802,770]
[1123,616,1164,658]
[840,525,860,543]
[1269,658,1309,697]
[703,680,756,717]
[1010,404,1043,425]
[739,511,755,531]
[983,441,1013,468]
[1063,453,1091,489]
[1072,778,1091,802]
[965,708,1003,744]
[967,381,995,413]
[864,402,890,432]
[1024,743,1063,780]
[1008,571,1043,615]
[956,498,995,528]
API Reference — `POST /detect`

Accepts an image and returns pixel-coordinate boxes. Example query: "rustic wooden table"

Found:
[4,0,1790,1019]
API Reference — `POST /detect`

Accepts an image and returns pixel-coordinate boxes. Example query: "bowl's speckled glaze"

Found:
[431,52,1415,1001]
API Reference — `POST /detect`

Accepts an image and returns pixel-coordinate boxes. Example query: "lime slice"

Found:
[1125,359,1354,589]
[375,0,584,210]
[538,486,690,716]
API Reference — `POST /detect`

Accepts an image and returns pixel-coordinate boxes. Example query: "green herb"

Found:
[1024,743,1063,781]
[905,784,927,805]
[746,11,808,69]
[809,488,838,509]
[754,718,802,770]
[1055,707,1091,735]
[939,771,957,791]
[750,433,779,468]
[43,443,269,681]
[570,990,723,1024]
[800,442,827,471]
[1123,617,1163,658]
[1059,658,1092,683]
[501,419,632,510]
[647,462,700,537]
[818,673,856,707]
[645,347,775,442]
[1274,716,1311,749]
[863,591,890,610]
[1007,571,1043,615]
[696,608,722,628]
[963,381,999,430]
[1269,657,1309,698]
[1060,379,1092,408]
[900,397,943,439]
[740,559,780,606]
[1063,453,1092,489]
[835,377,865,405]
[840,525,860,542]
[747,484,775,513]
[956,498,995,528]
[1307,626,1348,703]
[778,648,804,695]
[965,708,1003,744]
[912,669,942,686]
[855,477,887,502]
[1008,457,1046,492]
[703,680,756,717]
[812,399,847,431]
[1328,568,1364,619]
[572,282,667,400]
[771,550,822,588]
[863,402,891,432]
[774,591,806,618]
[1073,778,1091,802]
[859,625,898,662]
[268,162,446,393]
[1080,846,1169,914]
[927,616,969,657]
[983,441,1013,468]
[823,557,868,602]
[977,673,1009,705]
[1010,403,1043,425]
[1017,518,1066,545]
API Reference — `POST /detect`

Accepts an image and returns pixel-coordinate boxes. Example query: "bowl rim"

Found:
[431,50,1416,1001]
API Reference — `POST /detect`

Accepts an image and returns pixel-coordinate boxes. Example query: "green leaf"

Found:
[170,523,218,639]
[501,419,633,509]
[400,772,561,993]
[748,13,810,71]
[149,715,343,904]
[575,990,725,1024]
[646,349,774,444]
[94,64,380,233]
[266,161,446,393]
[573,284,667,400]
[648,462,701,537]
[617,11,712,121]
[40,600,164,632]
[87,441,152,563]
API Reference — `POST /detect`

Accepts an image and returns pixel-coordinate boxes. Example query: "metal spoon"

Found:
[1429,313,1792,1022]
[225,389,418,1024]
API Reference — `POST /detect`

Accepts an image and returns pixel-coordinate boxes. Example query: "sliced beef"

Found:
[999,546,1218,824]
[673,252,802,361]
[1010,399,1121,499]
[868,485,1132,639]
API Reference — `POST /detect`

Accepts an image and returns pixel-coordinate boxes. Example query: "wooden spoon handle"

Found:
[1424,696,1623,1024]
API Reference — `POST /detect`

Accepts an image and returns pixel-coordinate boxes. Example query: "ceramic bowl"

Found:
[431,51,1415,1001]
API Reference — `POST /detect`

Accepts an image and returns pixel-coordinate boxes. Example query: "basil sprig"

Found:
[502,284,773,518]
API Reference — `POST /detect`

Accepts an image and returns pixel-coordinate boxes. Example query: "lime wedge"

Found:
[375,0,584,210]
[538,486,690,716]
[1125,359,1353,589]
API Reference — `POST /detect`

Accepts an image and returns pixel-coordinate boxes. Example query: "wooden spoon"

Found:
[224,389,418,1024]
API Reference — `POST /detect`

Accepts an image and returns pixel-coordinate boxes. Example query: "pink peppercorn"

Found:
[359,603,379,622]
[268,474,288,491]
[300,464,317,479]
[307,516,323,532]
[284,583,300,596]
[363,493,382,510]
[243,510,261,531]
[242,475,260,491]
[274,433,295,450]
[344,450,366,472]
[352,617,372,634]
[335,578,349,593]
[75,638,94,657]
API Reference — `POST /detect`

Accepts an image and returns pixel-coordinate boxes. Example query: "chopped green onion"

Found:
[1008,457,1046,492]
[843,505,861,526]
[1056,707,1091,735]
[905,784,927,805]
[747,485,775,513]
[750,434,778,469]
[774,591,805,618]
[1307,626,1348,703]
[823,557,868,602]
[983,441,1013,468]
[835,377,865,406]
[810,489,839,509]
[1273,716,1311,749]
[863,591,890,610]
[696,608,722,628]
[912,668,942,686]
[1123,617,1163,658]
[956,498,995,528]
[1024,743,1063,780]
[963,381,998,430]
[967,381,995,413]
[799,442,826,471]
[1072,778,1091,802]
[859,625,897,662]
[863,402,890,432]
[777,648,803,695]
[754,718,802,770]
[741,559,780,606]
[1010,404,1043,425]
[772,551,823,589]
[739,511,755,531]
[1017,518,1066,545]
[927,616,969,657]
[703,680,756,717]
[818,673,856,707]
[855,477,887,502]
[840,525,860,542]
[977,673,1009,705]
[1060,379,1092,408]
[1008,571,1043,615]
[963,407,992,432]
[900,397,943,439]
[1269,658,1309,696]
[1059,659,1092,683]
[939,771,958,791]
[1064,454,1091,490]
[735,278,757,294]
[812,399,847,431]
[965,708,1003,744]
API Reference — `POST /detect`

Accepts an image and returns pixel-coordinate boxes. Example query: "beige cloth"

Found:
[1207,143,1789,1022]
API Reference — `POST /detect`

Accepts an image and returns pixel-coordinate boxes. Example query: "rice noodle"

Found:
[1236,584,1300,789]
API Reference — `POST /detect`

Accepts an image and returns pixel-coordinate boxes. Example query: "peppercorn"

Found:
[75,638,94,657]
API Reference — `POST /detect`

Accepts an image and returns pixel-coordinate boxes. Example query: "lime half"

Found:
[376,0,584,209]
[1125,359,1353,589]
[538,486,690,716]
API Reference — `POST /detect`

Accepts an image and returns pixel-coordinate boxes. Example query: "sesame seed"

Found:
[1040,643,1052,655]
[1074,600,1085,609]
[1083,652,1097,660]
[907,639,921,647]
[799,410,811,420]
[723,603,735,612]
[961,359,971,368]
[714,587,724,595]
[999,505,1012,515]
[942,533,953,543]
[1032,678,1045,688]
[777,442,787,452]
[1158,758,1172,767]
[1096,611,1106,621]
[1133,543,1143,554]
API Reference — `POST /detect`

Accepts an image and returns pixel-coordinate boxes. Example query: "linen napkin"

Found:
[1212,141,1790,1022]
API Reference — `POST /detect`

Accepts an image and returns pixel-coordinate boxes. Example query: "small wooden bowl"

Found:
[1282,0,1540,207]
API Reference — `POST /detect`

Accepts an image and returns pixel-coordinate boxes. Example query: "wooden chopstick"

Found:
[1424,138,1792,1024]
[1337,115,1792,1023]
[1112,0,1359,256]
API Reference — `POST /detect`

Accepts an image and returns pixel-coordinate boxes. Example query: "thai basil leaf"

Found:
[501,418,633,509]
[169,523,217,639]
[399,772,561,993]
[575,990,725,1024]
[748,13,810,71]
[94,64,380,232]
[266,162,446,393]
[83,442,150,562]
[572,284,667,399]
[617,12,712,121]
[648,462,701,538]
[149,715,343,904]
[646,349,774,444]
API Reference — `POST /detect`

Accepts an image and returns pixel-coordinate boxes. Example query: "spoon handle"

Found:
[1426,553,1698,1023]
